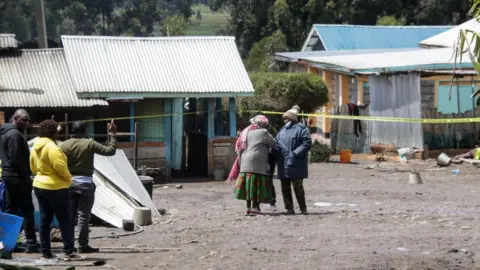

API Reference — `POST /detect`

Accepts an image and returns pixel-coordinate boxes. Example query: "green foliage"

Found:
[163,15,188,36]
[238,72,329,127]
[246,31,287,72]
[310,141,332,163]
[376,15,406,26]
[210,0,471,57]
[456,0,480,73]
[0,0,195,42]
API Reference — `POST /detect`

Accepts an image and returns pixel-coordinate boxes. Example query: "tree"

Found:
[246,30,287,71]
[163,15,188,36]
[457,0,480,73]
[376,15,406,26]
[238,72,329,127]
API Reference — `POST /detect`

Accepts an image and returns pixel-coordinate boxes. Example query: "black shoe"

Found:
[41,251,56,259]
[79,246,100,254]
[25,243,40,253]
[301,210,309,215]
[14,244,26,253]
[286,209,295,215]
[64,251,83,261]
[0,253,12,259]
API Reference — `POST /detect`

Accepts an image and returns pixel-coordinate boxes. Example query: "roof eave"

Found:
[76,91,255,99]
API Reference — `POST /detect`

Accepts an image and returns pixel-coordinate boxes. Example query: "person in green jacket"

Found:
[60,120,117,253]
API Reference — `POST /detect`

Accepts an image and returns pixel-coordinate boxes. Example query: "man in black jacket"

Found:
[0,109,39,255]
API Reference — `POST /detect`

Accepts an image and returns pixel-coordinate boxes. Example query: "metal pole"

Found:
[33,0,48,49]
[133,122,138,170]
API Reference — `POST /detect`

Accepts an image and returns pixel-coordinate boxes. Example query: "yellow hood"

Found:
[30,137,72,190]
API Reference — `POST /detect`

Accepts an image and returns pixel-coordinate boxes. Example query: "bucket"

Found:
[437,153,452,167]
[0,212,23,257]
[213,169,225,181]
[339,150,352,163]
[139,176,154,199]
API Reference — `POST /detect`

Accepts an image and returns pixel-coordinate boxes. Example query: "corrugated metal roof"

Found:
[300,47,473,74]
[0,34,18,49]
[94,150,160,218]
[274,48,424,62]
[61,35,254,96]
[92,171,138,228]
[302,24,451,51]
[419,19,480,48]
[0,49,108,107]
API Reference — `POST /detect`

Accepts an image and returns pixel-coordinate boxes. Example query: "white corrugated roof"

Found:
[94,150,160,218]
[419,19,480,48]
[0,34,17,48]
[0,49,108,107]
[61,35,254,96]
[300,48,473,74]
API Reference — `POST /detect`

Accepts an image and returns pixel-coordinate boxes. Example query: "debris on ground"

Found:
[50,229,62,242]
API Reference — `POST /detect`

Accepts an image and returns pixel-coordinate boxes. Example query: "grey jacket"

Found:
[239,129,276,176]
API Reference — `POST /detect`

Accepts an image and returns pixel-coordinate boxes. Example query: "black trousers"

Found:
[34,188,75,254]
[3,177,37,244]
[268,176,276,206]
[70,182,96,248]
[280,179,307,212]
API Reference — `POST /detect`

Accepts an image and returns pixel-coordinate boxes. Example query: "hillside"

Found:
[186,4,229,36]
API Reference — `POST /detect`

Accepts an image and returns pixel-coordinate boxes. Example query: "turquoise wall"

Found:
[437,84,478,114]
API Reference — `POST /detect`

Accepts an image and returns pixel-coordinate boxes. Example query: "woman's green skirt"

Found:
[234,172,271,204]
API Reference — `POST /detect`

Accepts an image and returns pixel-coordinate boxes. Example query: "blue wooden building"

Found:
[60,35,254,173]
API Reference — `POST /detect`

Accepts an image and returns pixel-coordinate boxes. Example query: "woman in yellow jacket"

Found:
[30,119,80,260]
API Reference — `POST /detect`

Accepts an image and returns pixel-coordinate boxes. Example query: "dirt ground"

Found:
[12,158,480,269]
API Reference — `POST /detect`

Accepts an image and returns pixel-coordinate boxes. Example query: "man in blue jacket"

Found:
[275,105,312,215]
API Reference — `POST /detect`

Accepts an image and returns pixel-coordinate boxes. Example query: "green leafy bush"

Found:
[310,141,331,163]
[237,72,329,131]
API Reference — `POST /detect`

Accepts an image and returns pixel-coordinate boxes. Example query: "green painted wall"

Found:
[135,99,165,142]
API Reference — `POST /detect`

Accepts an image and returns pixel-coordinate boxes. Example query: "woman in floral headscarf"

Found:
[227,115,276,215]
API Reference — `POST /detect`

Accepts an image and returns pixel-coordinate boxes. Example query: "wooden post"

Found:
[133,122,138,170]
[163,100,172,170]
[64,113,69,139]
[207,98,215,139]
[130,103,135,142]
[229,97,236,137]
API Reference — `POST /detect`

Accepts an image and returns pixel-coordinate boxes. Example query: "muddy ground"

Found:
[12,158,480,269]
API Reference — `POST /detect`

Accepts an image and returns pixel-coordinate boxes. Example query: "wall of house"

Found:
[368,73,423,149]
[437,81,478,114]
[420,80,435,110]
[135,99,165,142]
[119,142,166,169]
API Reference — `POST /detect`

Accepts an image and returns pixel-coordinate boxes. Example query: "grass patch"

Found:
[186,4,229,36]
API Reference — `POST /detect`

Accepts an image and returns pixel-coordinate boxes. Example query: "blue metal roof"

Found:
[311,25,452,51]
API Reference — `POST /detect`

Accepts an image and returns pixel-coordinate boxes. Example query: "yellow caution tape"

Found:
[44,109,480,125]
[240,110,480,124]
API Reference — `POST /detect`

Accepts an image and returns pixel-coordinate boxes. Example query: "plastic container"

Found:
[139,176,154,199]
[0,212,23,257]
[339,150,352,163]
[213,169,226,181]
